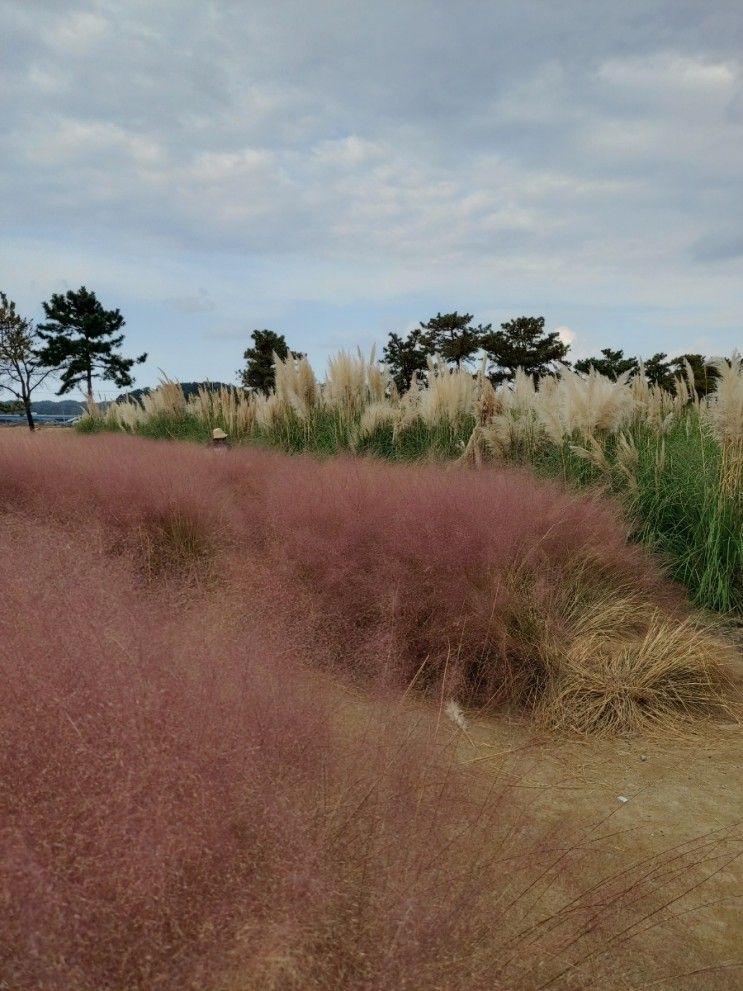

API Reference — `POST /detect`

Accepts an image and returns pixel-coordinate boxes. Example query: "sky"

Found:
[1,0,742,400]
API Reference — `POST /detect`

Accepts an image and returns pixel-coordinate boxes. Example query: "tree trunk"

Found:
[23,399,35,432]
[86,368,93,405]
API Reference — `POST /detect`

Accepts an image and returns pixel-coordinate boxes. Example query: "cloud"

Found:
[164,291,216,315]
[555,326,577,348]
[691,231,743,262]
[0,0,741,392]
[42,8,109,55]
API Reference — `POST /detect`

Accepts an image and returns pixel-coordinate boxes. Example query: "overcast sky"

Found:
[2,0,742,398]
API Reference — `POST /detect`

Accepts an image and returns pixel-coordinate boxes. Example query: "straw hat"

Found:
[212,428,228,440]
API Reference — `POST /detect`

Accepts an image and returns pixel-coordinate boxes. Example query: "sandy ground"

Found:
[470,635,741,988]
[331,642,743,989]
[465,713,742,982]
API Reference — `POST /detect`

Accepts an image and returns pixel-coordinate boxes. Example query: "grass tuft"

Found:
[539,598,735,734]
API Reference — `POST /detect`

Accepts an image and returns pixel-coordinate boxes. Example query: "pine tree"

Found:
[36,286,146,400]
[239,329,302,393]
[381,328,429,392]
[418,312,488,368]
[482,316,569,383]
[643,352,674,390]
[0,292,56,430]
[574,348,639,380]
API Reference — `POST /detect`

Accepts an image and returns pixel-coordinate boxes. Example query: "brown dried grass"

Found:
[536,596,736,735]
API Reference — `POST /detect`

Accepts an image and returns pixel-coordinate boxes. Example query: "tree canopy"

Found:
[239,329,303,393]
[670,353,719,397]
[418,312,490,368]
[0,292,55,430]
[381,328,429,392]
[574,348,639,380]
[36,286,146,399]
[482,316,570,383]
[643,352,674,390]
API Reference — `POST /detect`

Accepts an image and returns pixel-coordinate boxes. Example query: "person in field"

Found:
[211,427,230,451]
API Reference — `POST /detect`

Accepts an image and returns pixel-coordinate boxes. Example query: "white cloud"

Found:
[42,9,109,55]
[597,53,738,99]
[0,0,741,371]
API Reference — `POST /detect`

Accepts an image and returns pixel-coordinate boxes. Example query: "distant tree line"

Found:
[240,312,720,398]
[572,347,719,396]
[1,285,724,432]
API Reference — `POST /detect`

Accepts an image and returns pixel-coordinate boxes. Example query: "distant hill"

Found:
[27,383,239,416]
[30,399,86,416]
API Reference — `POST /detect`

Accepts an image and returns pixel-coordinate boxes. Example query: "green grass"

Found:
[137,412,210,443]
[79,407,742,614]
[629,425,742,614]
[519,418,743,614]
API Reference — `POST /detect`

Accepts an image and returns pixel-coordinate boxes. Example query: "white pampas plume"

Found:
[444,699,468,732]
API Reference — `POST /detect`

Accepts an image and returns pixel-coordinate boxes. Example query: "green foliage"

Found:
[0,291,55,430]
[75,416,108,434]
[670,354,719,397]
[482,316,570,383]
[239,329,302,393]
[37,286,146,398]
[117,381,237,405]
[382,328,429,391]
[574,348,639,380]
[522,417,742,614]
[629,423,742,614]
[643,352,674,390]
[136,411,209,443]
[418,311,490,368]
[384,311,559,389]
[255,407,475,462]
[572,350,719,398]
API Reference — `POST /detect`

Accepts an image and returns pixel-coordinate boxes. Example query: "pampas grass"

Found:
[705,351,743,501]
[83,349,743,612]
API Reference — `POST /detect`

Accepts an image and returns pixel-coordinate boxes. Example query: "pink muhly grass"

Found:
[0,449,737,988]
[0,432,682,713]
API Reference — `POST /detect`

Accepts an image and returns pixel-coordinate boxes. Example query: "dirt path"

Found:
[451,658,742,988]
[329,648,743,989]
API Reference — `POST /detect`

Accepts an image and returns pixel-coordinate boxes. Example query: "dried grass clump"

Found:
[418,356,476,425]
[537,366,636,442]
[356,398,399,440]
[136,509,217,581]
[104,394,147,431]
[274,352,318,420]
[537,595,734,734]
[190,383,257,439]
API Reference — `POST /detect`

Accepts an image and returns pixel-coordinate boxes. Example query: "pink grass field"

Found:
[0,431,680,705]
[0,432,737,990]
